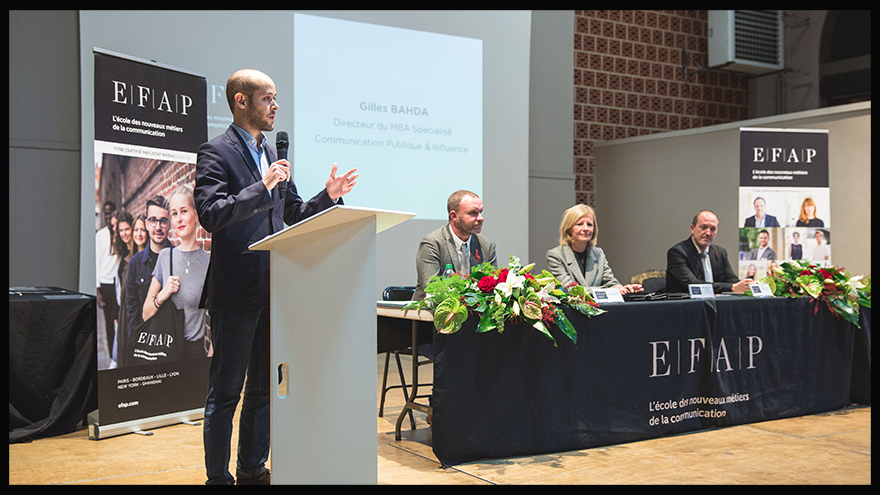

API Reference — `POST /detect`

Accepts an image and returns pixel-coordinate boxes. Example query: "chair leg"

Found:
[379,352,392,417]
[394,350,416,430]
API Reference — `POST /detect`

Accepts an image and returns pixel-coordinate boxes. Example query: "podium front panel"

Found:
[268,215,378,484]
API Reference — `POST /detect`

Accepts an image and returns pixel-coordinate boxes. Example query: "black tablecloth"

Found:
[431,296,871,466]
[9,288,98,443]
[850,306,871,404]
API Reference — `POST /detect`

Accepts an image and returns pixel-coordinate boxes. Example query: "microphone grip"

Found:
[276,132,289,202]
[278,148,288,202]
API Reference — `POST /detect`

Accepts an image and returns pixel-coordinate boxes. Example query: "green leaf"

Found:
[465,293,488,312]
[470,262,497,280]
[830,298,861,328]
[531,320,557,347]
[796,276,823,299]
[556,312,578,345]
[508,254,522,271]
[567,284,588,298]
[476,310,497,333]
[433,298,468,334]
[519,293,542,320]
[568,301,605,317]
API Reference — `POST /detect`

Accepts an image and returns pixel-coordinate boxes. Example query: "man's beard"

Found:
[454,218,481,236]
[246,109,274,132]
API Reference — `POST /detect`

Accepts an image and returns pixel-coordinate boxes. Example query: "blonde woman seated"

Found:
[546,204,641,295]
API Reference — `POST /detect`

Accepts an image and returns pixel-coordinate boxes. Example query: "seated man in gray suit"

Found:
[413,190,497,300]
[667,210,754,294]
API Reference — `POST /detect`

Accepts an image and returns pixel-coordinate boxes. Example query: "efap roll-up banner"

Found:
[91,48,210,439]
[737,128,831,281]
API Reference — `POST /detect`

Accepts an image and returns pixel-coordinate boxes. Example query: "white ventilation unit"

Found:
[708,10,784,75]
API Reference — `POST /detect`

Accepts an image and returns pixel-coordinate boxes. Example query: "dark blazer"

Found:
[743,214,780,227]
[194,126,339,310]
[122,243,168,335]
[666,237,740,294]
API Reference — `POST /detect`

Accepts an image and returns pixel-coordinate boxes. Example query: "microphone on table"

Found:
[275,131,289,202]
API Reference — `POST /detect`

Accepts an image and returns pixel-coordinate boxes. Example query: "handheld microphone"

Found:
[276,131,289,202]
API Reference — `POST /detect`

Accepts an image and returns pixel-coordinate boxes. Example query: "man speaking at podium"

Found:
[194,69,357,485]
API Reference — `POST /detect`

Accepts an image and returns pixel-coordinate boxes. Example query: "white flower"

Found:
[536,283,560,304]
[496,270,525,298]
[847,275,867,290]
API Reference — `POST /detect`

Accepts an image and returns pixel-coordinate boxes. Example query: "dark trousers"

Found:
[202,307,271,485]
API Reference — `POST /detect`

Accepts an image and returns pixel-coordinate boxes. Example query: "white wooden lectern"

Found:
[250,205,414,485]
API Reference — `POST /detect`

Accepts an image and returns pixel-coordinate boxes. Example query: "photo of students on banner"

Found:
[738,226,778,278]
[795,196,826,227]
[96,154,211,370]
[738,188,831,229]
[738,129,832,276]
[137,185,211,365]
[809,228,832,265]
[742,195,782,227]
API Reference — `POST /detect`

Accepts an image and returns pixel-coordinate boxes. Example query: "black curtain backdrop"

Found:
[10,290,98,443]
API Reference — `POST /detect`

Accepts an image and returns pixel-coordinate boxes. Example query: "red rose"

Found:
[497,268,509,283]
[478,276,499,293]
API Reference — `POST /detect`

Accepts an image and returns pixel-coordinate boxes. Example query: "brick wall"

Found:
[574,10,749,206]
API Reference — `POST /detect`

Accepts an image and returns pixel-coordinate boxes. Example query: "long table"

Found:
[426,296,871,466]
[377,303,435,439]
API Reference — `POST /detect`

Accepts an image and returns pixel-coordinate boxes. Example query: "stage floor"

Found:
[9,354,871,485]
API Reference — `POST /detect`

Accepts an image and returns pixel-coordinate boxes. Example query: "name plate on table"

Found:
[749,283,774,297]
[688,284,715,299]
[591,288,625,304]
